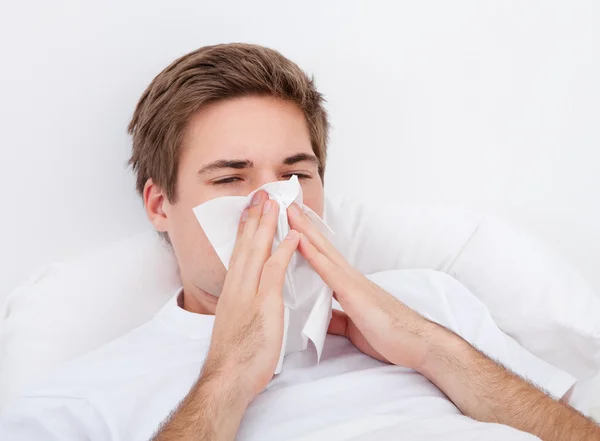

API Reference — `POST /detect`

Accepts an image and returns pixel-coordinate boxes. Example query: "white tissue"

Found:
[192,176,334,373]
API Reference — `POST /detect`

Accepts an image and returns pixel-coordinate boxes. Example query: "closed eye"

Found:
[213,173,311,186]
[282,173,311,180]
[213,176,243,185]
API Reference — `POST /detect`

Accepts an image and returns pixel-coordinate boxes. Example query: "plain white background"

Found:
[0,0,598,302]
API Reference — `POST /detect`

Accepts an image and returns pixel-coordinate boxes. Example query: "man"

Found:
[1,43,598,440]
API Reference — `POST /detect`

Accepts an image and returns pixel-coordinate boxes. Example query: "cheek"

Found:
[167,204,227,284]
[301,182,325,218]
[168,202,199,231]
[166,204,207,254]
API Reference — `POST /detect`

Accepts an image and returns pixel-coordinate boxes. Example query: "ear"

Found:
[143,178,169,232]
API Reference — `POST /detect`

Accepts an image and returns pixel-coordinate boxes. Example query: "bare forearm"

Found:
[420,324,600,441]
[152,370,250,441]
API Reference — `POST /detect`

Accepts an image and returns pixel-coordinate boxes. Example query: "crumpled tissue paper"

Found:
[193,176,334,373]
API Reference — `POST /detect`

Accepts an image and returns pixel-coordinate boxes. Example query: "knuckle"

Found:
[267,199,280,216]
[247,247,267,265]
[296,213,310,228]
[263,257,285,274]
[256,219,276,236]
[249,203,263,218]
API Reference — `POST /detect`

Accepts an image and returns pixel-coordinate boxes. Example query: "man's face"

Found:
[147,95,324,302]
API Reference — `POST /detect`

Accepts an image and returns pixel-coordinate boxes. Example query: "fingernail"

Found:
[288,202,300,217]
[241,208,249,222]
[286,230,298,240]
[251,191,263,206]
[262,199,272,214]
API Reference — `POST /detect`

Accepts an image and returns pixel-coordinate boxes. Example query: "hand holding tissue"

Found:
[193,176,334,373]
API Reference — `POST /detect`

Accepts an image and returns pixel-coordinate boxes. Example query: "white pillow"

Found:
[448,217,600,379]
[0,231,180,409]
[326,199,600,379]
[1,198,599,412]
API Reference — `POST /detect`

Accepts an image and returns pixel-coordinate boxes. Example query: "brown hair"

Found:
[128,43,329,203]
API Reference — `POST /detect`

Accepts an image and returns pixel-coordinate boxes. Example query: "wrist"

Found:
[416,321,469,379]
[154,362,252,441]
[201,358,256,408]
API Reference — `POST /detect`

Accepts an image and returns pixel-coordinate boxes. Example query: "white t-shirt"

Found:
[0,270,576,441]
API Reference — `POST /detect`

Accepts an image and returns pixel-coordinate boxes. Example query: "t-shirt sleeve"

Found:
[432,272,577,400]
[0,395,111,441]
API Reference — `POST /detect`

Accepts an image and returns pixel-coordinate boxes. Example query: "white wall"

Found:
[0,0,598,301]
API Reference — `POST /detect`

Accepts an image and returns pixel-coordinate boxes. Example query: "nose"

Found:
[252,170,281,190]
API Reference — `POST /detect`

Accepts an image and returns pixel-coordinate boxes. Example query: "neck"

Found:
[181,283,218,315]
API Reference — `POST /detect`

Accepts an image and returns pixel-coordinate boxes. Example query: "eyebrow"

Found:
[197,159,254,175]
[282,153,320,168]
[197,153,320,176]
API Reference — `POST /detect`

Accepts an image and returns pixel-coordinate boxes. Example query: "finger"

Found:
[258,230,300,297]
[232,191,268,270]
[287,203,348,269]
[299,234,376,322]
[297,233,349,295]
[328,309,349,337]
[242,191,268,241]
[228,207,250,273]
[244,199,280,290]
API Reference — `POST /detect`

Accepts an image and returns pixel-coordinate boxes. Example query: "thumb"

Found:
[327,309,349,337]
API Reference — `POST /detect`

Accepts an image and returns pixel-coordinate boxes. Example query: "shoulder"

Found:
[22,312,205,401]
[21,320,156,396]
[0,394,112,440]
[1,298,212,440]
